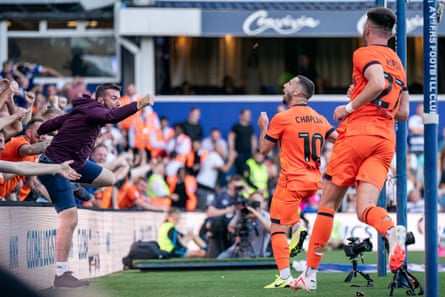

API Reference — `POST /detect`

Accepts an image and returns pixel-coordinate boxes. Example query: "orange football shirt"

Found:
[339,45,407,142]
[266,104,335,191]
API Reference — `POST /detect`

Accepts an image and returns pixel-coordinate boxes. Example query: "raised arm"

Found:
[0,109,26,131]
[257,112,275,155]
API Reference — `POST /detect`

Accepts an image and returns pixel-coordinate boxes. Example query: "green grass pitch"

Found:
[46,251,445,297]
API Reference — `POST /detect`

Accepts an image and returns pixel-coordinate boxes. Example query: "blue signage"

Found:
[9,236,18,269]
[77,228,89,260]
[26,229,56,269]
[106,232,111,253]
[202,9,444,37]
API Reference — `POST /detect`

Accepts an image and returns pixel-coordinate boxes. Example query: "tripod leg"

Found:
[405,270,423,293]
[344,271,354,283]
[401,268,424,295]
[229,243,241,258]
[388,269,400,296]
[345,259,359,284]
[237,239,256,258]
[357,270,374,287]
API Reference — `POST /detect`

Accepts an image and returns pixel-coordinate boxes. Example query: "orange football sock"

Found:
[271,231,289,271]
[361,206,394,236]
[306,207,335,269]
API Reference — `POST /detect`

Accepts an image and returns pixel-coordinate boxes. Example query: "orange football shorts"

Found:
[325,134,394,191]
[270,174,317,226]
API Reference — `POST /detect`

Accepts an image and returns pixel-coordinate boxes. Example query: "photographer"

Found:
[217,191,271,259]
[203,174,247,258]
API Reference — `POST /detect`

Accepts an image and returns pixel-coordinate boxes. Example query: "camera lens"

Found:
[234,185,244,192]
[343,238,372,258]
[406,231,415,245]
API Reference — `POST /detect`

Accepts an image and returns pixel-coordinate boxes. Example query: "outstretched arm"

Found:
[89,93,156,125]
[0,160,81,181]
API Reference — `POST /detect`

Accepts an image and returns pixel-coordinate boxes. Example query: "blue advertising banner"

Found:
[202,9,440,37]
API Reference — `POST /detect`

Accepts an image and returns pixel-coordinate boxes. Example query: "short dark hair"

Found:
[173,122,184,131]
[297,75,315,99]
[95,83,121,99]
[229,174,244,183]
[367,7,396,32]
[26,118,44,131]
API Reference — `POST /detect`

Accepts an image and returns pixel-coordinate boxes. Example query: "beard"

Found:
[282,94,290,105]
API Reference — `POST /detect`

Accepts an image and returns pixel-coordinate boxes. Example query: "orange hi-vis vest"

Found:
[185,149,209,170]
[150,126,175,158]
[166,175,198,211]
[119,94,142,131]
[118,183,140,209]
[132,116,149,150]
[132,110,161,150]
[162,127,174,143]
[150,128,165,158]
[92,186,114,208]
[149,128,169,159]
[171,134,192,164]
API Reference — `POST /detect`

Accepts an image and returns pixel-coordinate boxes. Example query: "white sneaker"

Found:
[387,225,407,272]
[289,271,317,291]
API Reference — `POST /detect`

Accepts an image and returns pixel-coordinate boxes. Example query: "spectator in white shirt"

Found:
[201,128,228,159]
[195,144,237,211]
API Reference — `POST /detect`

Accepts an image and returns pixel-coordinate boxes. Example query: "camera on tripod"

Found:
[234,186,260,215]
[343,237,373,259]
[343,237,374,286]
[229,187,261,258]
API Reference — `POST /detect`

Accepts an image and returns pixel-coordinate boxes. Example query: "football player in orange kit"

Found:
[291,7,410,292]
[259,75,337,288]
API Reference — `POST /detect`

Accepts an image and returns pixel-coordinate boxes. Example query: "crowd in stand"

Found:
[1,59,445,259]
[1,60,445,211]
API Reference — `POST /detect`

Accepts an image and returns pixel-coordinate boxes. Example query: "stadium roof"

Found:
[140,1,423,11]
[0,1,113,20]
[0,1,426,21]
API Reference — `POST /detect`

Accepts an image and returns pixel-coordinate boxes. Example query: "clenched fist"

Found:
[137,93,155,110]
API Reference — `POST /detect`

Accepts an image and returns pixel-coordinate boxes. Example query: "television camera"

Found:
[343,237,374,286]
[344,237,373,259]
[230,186,261,258]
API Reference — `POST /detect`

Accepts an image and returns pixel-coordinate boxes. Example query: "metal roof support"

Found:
[0,21,7,64]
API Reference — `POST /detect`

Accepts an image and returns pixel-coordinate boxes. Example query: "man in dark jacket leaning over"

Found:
[37,83,154,288]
